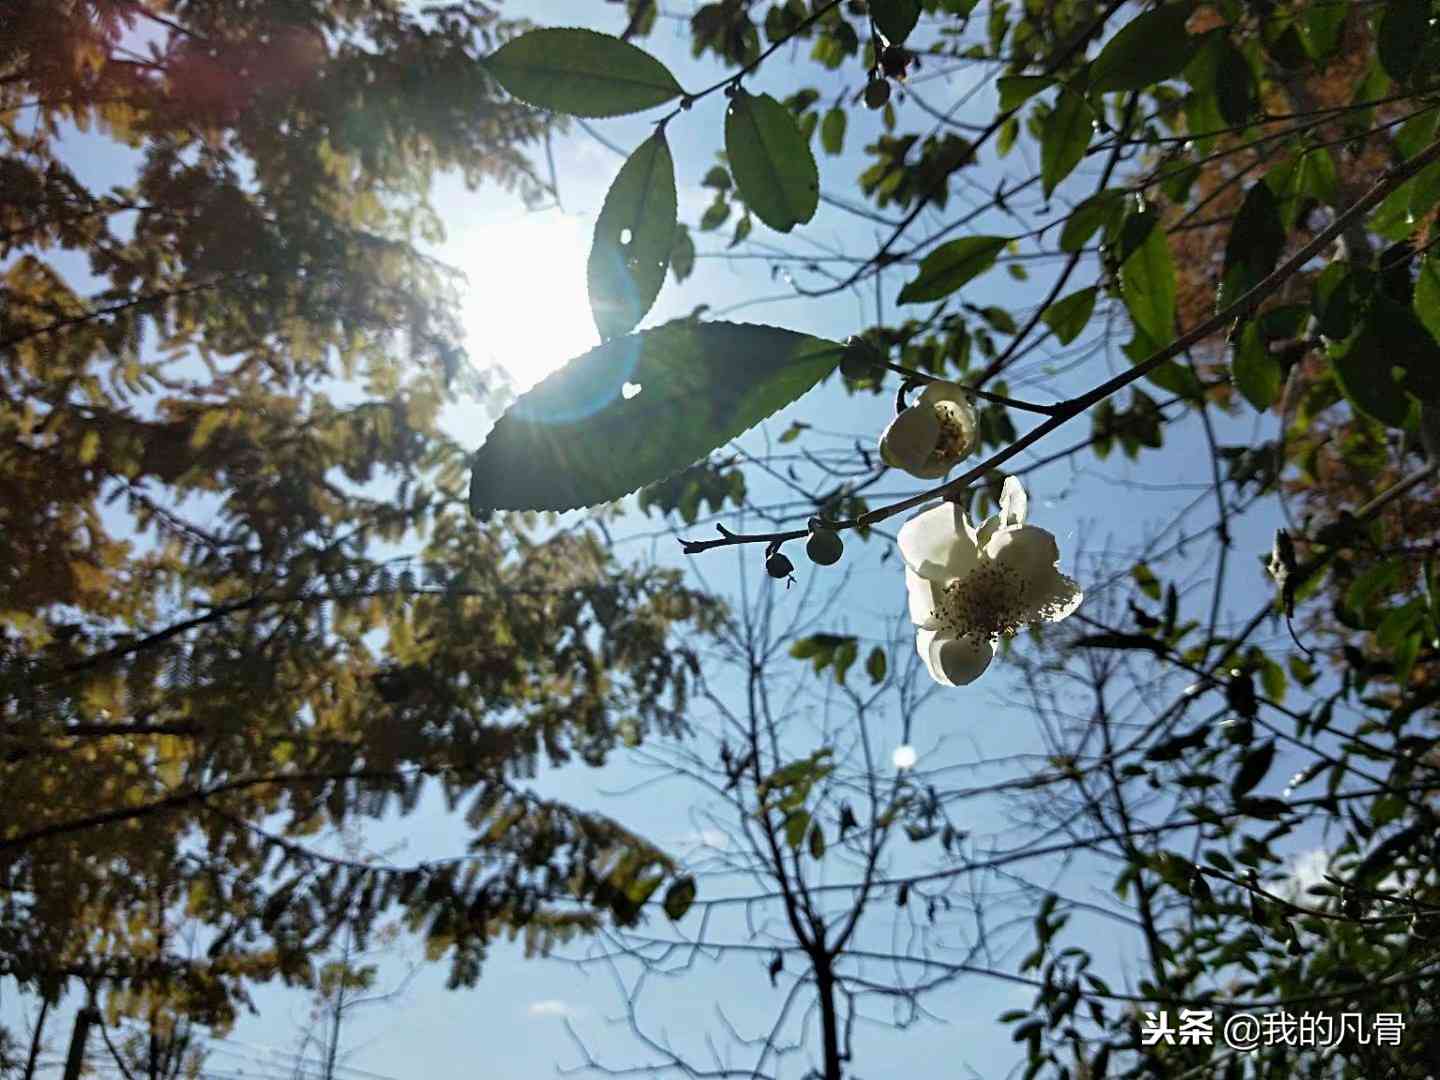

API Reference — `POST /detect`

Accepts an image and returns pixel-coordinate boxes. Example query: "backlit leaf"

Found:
[725,89,820,233]
[1232,320,1282,410]
[897,236,1007,304]
[872,0,921,44]
[1043,287,1097,345]
[485,29,684,118]
[470,322,843,511]
[1119,211,1176,345]
[1041,90,1093,197]
[1089,4,1200,94]
[588,132,678,340]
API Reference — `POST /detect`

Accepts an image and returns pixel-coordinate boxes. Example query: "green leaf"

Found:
[1132,562,1162,601]
[1231,739,1275,800]
[833,637,858,684]
[470,322,843,512]
[1232,320,1282,410]
[588,132,678,341]
[1215,41,1255,126]
[670,223,695,283]
[1089,4,1199,94]
[997,75,1053,112]
[820,106,847,155]
[1303,1,1347,59]
[1120,212,1176,345]
[1041,90,1094,197]
[785,809,811,849]
[725,89,820,233]
[484,29,684,118]
[1042,287,1097,345]
[897,236,1007,304]
[662,876,697,920]
[1416,255,1440,343]
[872,0,921,44]
[808,822,826,859]
[1330,328,1411,429]
[1070,632,1168,656]
[1060,190,1123,252]
[1378,0,1429,83]
[1219,181,1285,310]
[866,646,887,685]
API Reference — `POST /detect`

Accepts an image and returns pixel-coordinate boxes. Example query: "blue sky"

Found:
[2,3,1323,1077]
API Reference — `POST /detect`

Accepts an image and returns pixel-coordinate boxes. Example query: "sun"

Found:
[457,210,598,392]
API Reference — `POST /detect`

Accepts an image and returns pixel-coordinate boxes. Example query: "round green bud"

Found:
[806,528,844,566]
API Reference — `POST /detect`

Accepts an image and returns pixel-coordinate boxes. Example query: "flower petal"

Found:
[986,525,1083,625]
[898,502,980,582]
[917,629,993,687]
[1039,574,1083,623]
[879,405,940,476]
[985,523,1060,577]
[1021,571,1083,624]
[905,567,942,629]
[917,379,965,405]
[973,512,1001,553]
[999,475,1027,529]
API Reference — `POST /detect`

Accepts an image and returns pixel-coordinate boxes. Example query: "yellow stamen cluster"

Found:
[937,563,1028,640]
[932,562,1075,641]
[928,401,972,465]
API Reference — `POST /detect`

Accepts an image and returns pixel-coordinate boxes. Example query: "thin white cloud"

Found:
[528,999,578,1019]
[678,828,729,850]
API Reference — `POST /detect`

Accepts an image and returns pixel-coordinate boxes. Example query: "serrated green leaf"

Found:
[725,89,820,233]
[820,106,847,155]
[1041,90,1093,197]
[897,236,1007,304]
[485,28,684,118]
[1042,286,1097,345]
[1232,320,1282,410]
[662,876,697,920]
[1089,4,1199,94]
[873,0,921,44]
[1120,212,1176,345]
[470,322,842,512]
[588,132,677,341]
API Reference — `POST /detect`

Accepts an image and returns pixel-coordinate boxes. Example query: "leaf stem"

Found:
[875,359,1060,415]
[659,0,846,124]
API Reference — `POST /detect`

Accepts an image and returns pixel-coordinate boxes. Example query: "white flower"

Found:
[892,744,918,770]
[899,476,1082,687]
[878,380,979,479]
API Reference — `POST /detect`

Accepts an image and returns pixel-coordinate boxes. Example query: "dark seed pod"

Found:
[806,528,843,566]
[765,551,795,579]
[864,78,891,110]
[880,45,910,80]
